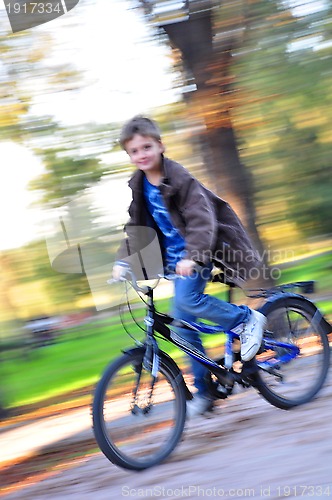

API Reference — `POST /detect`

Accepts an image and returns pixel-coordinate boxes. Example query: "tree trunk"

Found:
[162,15,272,284]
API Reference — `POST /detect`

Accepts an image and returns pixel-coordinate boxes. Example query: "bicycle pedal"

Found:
[203,402,215,417]
[216,383,228,395]
[242,359,258,374]
[208,380,230,400]
[207,401,214,412]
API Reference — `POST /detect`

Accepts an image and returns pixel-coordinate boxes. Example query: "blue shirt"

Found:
[143,176,185,271]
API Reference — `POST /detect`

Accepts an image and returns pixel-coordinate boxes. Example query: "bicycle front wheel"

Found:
[92,348,187,470]
[254,296,330,409]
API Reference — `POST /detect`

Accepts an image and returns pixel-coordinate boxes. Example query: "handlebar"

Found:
[107,264,240,295]
[107,269,184,294]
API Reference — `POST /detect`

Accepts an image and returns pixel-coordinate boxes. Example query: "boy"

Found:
[113,115,266,417]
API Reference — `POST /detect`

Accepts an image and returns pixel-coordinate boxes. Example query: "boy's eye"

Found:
[144,145,151,150]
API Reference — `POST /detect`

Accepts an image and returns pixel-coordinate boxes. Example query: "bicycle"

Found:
[92,270,331,471]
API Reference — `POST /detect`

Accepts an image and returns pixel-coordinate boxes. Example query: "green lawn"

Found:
[278,251,332,316]
[278,252,332,294]
[1,251,331,412]
[1,319,129,408]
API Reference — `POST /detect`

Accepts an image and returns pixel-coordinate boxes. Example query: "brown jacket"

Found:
[118,157,260,284]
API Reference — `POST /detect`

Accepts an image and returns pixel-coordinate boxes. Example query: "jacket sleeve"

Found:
[174,172,217,264]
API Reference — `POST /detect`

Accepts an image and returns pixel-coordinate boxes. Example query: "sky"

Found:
[28,0,178,125]
[0,0,178,250]
[0,142,45,249]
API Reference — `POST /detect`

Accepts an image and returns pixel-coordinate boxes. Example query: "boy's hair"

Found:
[120,115,162,149]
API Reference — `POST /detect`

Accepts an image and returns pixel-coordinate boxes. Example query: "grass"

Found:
[1,251,331,412]
[278,252,332,294]
[1,318,143,409]
[277,251,332,316]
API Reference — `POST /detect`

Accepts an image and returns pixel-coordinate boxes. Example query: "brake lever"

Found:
[107,272,152,294]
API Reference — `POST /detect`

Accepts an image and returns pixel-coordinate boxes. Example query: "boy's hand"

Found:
[175,259,196,276]
[112,264,129,281]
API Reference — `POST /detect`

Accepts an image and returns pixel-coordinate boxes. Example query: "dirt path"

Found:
[1,363,332,500]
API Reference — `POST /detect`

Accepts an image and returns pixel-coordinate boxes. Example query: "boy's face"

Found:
[125,134,165,174]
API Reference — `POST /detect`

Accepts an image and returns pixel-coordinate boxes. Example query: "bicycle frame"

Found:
[140,285,300,389]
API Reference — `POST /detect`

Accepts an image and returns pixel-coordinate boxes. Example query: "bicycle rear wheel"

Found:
[92,348,187,470]
[254,296,330,409]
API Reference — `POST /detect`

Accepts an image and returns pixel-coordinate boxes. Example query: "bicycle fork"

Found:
[131,288,160,415]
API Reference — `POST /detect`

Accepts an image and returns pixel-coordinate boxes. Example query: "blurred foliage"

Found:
[229,0,332,242]
[28,123,117,208]
[0,0,332,328]
[0,241,91,323]
[0,12,83,140]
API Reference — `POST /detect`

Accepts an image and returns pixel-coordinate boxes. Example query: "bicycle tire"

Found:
[92,347,187,470]
[253,295,330,410]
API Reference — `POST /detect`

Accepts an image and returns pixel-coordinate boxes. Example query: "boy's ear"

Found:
[159,141,166,154]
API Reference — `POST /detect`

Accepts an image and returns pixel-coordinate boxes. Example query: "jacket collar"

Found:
[128,156,177,197]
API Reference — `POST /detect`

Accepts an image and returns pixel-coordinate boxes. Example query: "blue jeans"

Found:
[172,263,250,395]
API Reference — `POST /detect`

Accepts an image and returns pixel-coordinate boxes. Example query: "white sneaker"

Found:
[240,309,266,362]
[186,394,213,419]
